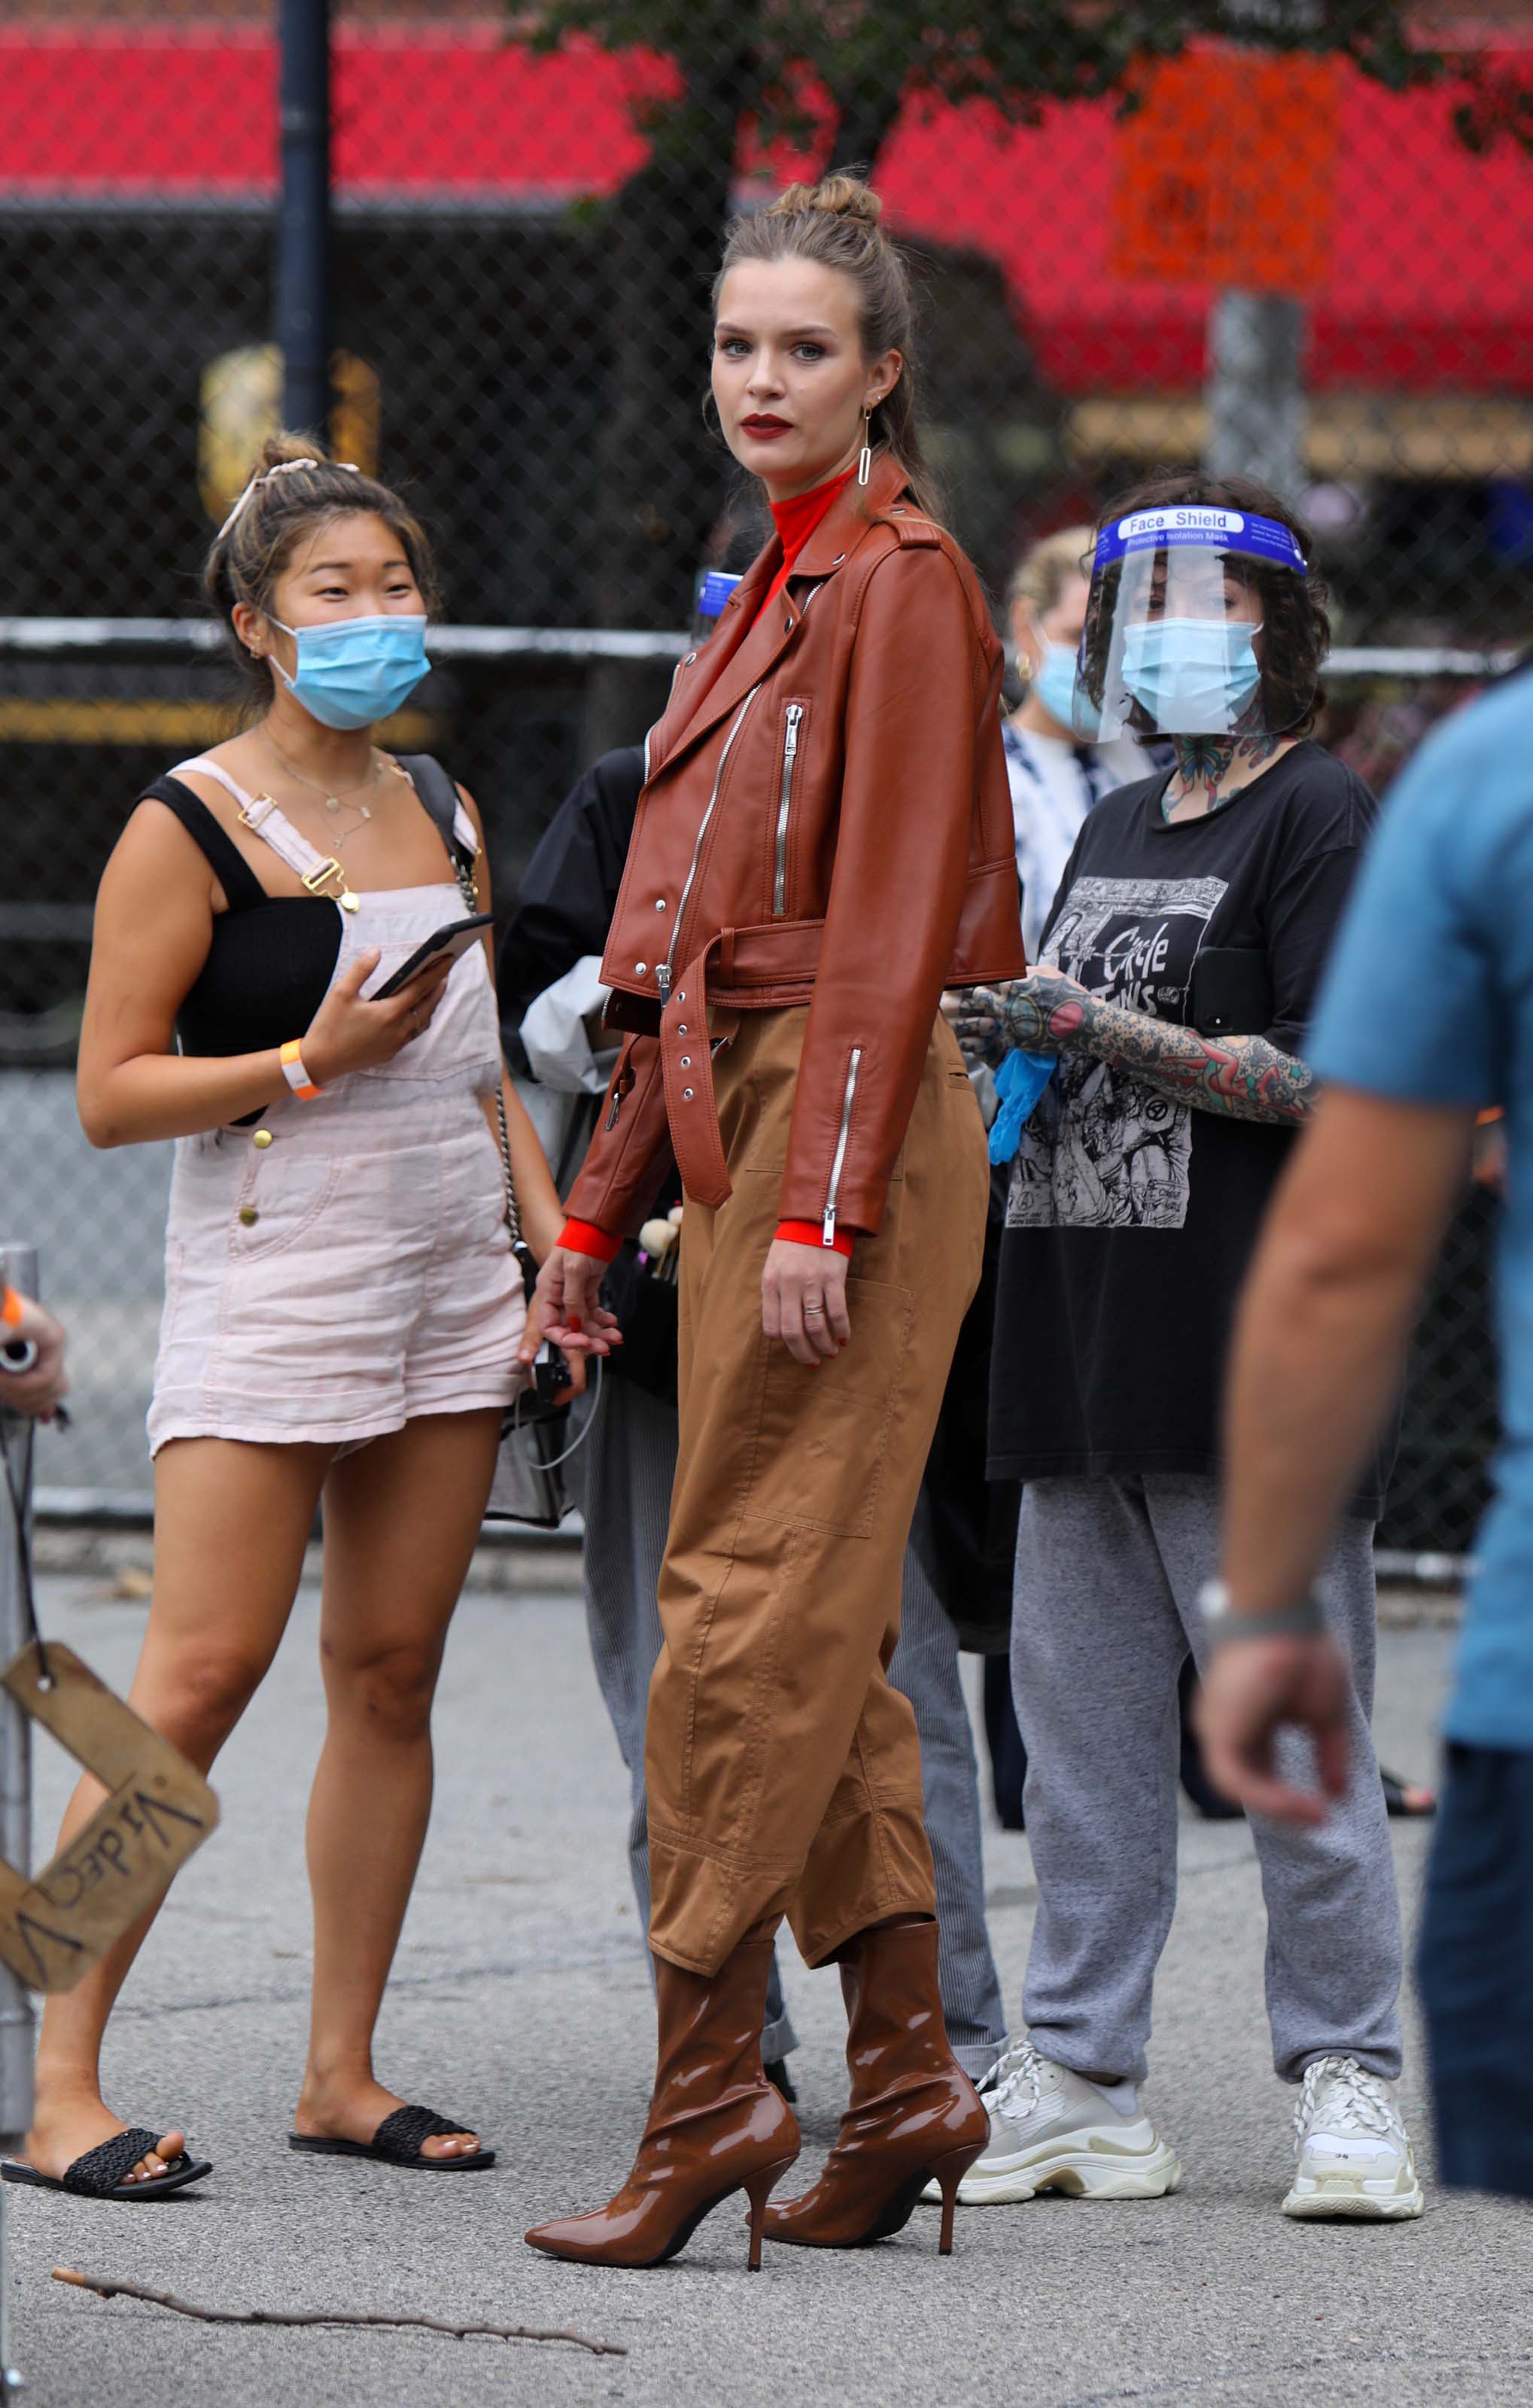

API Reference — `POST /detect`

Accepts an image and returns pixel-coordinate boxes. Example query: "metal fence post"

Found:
[1204,290,1306,504]
[0,1241,38,2394]
[1203,0,1312,503]
[277,0,332,440]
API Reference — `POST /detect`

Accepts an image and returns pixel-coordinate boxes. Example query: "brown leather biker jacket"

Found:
[564,454,1026,1243]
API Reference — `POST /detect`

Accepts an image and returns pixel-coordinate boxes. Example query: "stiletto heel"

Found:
[525,1938,801,2269]
[764,1921,993,2254]
[927,2144,981,2255]
[745,2154,798,2271]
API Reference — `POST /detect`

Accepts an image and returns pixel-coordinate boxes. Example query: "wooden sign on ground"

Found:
[0,1643,218,1993]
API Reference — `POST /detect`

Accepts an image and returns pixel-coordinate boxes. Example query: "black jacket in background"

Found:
[497,745,645,1072]
[497,741,679,1400]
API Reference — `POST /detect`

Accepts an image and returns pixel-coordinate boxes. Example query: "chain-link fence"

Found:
[4,1,1531,1528]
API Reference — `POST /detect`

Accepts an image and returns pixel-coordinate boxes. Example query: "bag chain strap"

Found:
[452,847,533,1277]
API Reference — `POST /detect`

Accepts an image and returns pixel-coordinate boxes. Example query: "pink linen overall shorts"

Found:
[146,758,525,1458]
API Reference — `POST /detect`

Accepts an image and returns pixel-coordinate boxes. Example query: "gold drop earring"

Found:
[857,409,873,487]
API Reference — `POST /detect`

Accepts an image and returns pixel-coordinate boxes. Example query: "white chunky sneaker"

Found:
[923,2036,1182,2206]
[1282,2055,1423,2221]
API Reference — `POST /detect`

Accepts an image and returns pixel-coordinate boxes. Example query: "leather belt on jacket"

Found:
[649,918,831,1213]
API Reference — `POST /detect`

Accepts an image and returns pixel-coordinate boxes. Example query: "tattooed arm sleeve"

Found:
[963,975,1316,1126]
[1066,996,1317,1125]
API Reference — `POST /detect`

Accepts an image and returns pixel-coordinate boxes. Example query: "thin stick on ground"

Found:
[52,2267,628,2357]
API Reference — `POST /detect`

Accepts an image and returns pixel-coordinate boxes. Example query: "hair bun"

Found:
[254,431,330,476]
[768,172,884,230]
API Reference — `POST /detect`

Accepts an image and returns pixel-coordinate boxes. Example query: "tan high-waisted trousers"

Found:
[644,1005,989,1975]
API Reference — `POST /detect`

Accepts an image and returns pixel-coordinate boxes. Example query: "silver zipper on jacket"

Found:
[772,704,803,917]
[656,683,762,1005]
[822,1047,862,1246]
[604,1053,637,1132]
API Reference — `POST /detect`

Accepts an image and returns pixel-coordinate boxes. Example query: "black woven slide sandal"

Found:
[2,2127,211,2201]
[289,2103,494,2172]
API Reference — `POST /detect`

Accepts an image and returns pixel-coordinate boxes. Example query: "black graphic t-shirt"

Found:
[990,741,1385,1503]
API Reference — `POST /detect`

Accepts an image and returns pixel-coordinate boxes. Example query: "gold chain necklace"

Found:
[263,734,391,849]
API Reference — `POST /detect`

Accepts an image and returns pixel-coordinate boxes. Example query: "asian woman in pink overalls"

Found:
[9,440,563,2203]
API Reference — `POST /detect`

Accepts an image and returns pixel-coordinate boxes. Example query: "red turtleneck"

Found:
[558,463,862,1272]
[758,466,856,622]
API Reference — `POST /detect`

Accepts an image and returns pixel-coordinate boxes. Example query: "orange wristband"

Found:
[280,1039,322,1102]
[0,1286,23,1330]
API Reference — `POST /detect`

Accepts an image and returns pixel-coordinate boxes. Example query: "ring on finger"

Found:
[803,1299,823,1320]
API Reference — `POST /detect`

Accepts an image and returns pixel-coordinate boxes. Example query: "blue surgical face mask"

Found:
[1120,616,1263,737]
[269,613,429,731]
[1032,639,1100,738]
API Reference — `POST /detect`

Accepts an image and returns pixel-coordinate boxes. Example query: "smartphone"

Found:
[373,913,494,999]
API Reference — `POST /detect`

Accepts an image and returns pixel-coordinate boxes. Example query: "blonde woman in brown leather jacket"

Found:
[520,175,1024,2271]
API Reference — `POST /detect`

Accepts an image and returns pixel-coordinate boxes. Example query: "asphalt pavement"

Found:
[4,1568,1528,2408]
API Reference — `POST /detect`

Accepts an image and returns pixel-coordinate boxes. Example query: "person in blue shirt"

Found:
[1202,663,1533,2199]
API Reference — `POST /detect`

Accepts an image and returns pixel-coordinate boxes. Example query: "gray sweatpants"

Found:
[1011,1473,1404,2087]
[582,1375,1006,2078]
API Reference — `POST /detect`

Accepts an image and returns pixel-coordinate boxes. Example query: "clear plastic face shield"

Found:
[1075,506,1312,743]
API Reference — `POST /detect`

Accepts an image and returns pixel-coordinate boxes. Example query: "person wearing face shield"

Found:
[993,524,1434,1832]
[952,475,1419,2224]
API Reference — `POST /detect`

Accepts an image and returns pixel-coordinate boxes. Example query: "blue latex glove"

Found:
[988,1048,1057,1165]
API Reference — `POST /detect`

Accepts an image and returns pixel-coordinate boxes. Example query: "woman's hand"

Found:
[762,1239,850,1366]
[517,1285,588,1398]
[953,968,1093,1067]
[300,949,455,1087]
[518,1245,622,1364]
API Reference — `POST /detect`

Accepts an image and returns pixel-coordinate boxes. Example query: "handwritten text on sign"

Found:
[0,1643,219,1993]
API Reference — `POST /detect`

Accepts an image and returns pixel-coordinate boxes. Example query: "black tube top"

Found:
[144,774,343,1060]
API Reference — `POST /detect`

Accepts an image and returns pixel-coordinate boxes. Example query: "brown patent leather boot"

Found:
[764,1917,989,2255]
[525,1932,799,2269]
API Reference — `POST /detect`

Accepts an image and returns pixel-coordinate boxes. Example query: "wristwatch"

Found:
[1199,1580,1327,1646]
